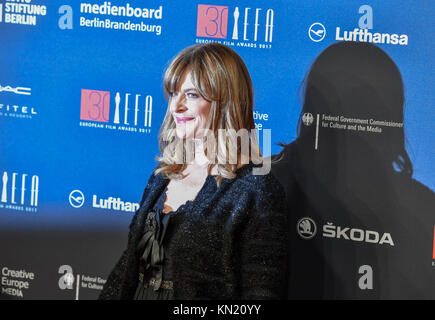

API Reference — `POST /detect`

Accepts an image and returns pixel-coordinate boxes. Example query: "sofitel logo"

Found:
[79,89,152,133]
[0,171,39,212]
[196,4,274,49]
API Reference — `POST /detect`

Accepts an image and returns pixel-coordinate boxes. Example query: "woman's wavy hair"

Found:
[155,43,261,185]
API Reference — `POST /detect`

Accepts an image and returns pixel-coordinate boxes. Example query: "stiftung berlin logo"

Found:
[69,190,85,208]
[0,1,47,26]
[297,217,317,240]
[308,22,326,42]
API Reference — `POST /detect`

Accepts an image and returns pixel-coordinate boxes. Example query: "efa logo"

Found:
[197,4,274,43]
[80,89,110,122]
[197,5,228,39]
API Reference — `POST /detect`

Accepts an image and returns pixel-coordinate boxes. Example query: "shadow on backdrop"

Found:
[272,41,435,299]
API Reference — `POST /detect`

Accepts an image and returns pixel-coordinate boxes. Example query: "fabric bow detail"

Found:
[136,211,169,291]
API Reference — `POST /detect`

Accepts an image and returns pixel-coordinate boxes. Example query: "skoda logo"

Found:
[69,190,85,208]
[308,22,326,42]
[297,217,317,240]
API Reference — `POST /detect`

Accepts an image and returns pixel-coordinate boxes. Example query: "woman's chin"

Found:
[176,130,193,140]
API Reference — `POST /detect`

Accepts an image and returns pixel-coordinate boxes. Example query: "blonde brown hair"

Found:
[155,43,261,185]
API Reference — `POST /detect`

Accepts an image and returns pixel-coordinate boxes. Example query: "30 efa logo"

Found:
[296,217,395,246]
[197,5,228,39]
[196,4,274,49]
[79,89,152,133]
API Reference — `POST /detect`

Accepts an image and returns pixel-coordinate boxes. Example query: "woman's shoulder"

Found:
[224,163,287,222]
[233,163,284,191]
[226,163,285,208]
[137,167,166,204]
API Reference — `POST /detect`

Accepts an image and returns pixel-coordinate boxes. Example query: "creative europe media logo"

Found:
[79,89,153,134]
[1,266,36,298]
[196,4,274,49]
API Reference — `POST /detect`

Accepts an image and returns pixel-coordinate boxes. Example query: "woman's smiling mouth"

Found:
[176,116,195,124]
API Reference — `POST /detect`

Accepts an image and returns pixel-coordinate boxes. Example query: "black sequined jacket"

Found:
[99,164,289,300]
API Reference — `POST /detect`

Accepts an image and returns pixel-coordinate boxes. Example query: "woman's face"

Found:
[169,70,211,139]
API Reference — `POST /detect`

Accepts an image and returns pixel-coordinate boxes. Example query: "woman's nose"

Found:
[173,95,188,113]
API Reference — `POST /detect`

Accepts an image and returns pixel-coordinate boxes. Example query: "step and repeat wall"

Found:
[0,0,434,299]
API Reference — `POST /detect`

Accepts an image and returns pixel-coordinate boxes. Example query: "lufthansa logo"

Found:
[297,217,317,240]
[69,190,85,208]
[308,22,326,42]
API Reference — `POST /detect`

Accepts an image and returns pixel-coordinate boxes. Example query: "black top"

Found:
[99,163,289,300]
[133,185,193,300]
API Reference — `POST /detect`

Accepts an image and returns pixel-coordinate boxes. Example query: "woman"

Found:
[99,43,288,300]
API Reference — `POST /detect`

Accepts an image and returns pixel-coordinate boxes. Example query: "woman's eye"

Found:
[186,92,199,99]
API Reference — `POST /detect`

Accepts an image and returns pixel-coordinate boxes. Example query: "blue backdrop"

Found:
[0,0,434,300]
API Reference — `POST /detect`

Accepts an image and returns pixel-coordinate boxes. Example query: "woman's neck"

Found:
[183,138,218,176]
